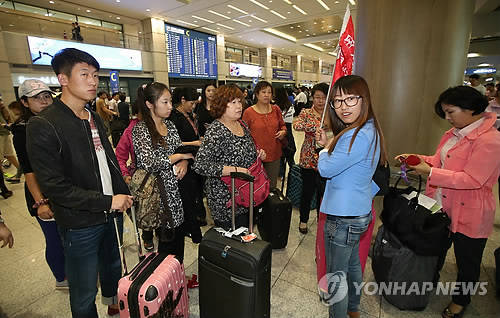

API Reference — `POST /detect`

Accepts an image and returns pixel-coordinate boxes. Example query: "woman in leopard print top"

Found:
[132,82,193,262]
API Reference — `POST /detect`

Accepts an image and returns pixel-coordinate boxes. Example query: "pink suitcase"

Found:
[113,208,189,318]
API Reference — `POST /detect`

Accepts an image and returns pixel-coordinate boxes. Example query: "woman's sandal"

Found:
[442,304,466,318]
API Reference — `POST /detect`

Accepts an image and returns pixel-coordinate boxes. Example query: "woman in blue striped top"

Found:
[316,75,387,318]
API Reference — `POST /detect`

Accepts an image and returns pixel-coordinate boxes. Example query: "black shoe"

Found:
[1,190,13,199]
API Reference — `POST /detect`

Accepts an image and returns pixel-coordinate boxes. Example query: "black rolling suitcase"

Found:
[257,163,292,249]
[495,247,500,297]
[371,225,438,311]
[198,172,272,318]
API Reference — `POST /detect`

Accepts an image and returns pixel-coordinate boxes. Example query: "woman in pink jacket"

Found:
[397,86,500,318]
[115,103,140,183]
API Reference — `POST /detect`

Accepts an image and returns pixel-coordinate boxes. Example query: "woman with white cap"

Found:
[10,79,67,289]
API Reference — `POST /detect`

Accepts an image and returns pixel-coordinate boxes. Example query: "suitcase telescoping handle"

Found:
[230,171,255,233]
[112,210,129,276]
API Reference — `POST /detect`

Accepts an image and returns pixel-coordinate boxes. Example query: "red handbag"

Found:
[221,157,270,208]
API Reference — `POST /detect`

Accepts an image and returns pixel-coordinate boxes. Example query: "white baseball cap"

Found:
[19,79,54,98]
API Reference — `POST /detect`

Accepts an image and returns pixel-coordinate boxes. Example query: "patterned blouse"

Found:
[193,120,257,225]
[132,120,184,229]
[293,108,332,170]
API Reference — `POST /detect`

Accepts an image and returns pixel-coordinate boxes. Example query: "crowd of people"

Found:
[0,47,499,318]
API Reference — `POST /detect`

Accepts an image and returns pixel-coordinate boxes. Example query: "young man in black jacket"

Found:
[26,48,133,317]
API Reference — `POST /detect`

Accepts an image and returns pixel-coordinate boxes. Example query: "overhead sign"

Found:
[229,63,262,78]
[110,71,119,93]
[464,68,497,75]
[272,68,294,80]
[27,36,143,71]
[165,23,217,79]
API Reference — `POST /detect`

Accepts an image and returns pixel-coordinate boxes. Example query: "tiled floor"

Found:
[1,129,499,317]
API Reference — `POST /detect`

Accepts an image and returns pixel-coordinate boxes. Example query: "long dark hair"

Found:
[328,75,387,165]
[274,87,292,113]
[136,82,170,147]
[200,83,216,107]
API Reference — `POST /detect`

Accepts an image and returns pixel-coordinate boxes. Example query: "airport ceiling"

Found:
[12,0,500,70]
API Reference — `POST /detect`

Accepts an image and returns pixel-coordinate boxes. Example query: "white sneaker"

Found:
[55,279,69,290]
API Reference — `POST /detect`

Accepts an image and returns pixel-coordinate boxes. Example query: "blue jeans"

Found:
[59,215,123,318]
[36,218,66,282]
[324,212,372,318]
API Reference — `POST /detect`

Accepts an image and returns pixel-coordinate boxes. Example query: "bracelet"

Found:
[33,198,49,209]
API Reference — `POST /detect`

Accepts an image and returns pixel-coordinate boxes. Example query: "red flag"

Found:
[332,5,355,85]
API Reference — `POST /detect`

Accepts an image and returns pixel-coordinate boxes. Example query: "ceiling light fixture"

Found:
[202,26,218,33]
[292,5,307,15]
[233,19,250,27]
[49,0,54,3]
[467,53,480,58]
[177,20,200,27]
[250,0,269,10]
[116,17,120,19]
[283,0,292,4]
[192,15,214,23]
[316,0,330,10]
[116,0,120,2]
[217,23,234,30]
[146,9,151,12]
[264,28,296,42]
[86,9,91,12]
[208,10,230,19]
[251,15,267,23]
[349,0,356,5]
[270,10,287,19]
[478,63,492,67]
[227,5,248,14]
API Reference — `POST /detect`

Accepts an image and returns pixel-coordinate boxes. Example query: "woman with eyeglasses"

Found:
[10,79,67,289]
[293,82,331,234]
[316,75,387,318]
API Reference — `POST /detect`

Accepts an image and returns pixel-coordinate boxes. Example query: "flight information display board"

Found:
[165,23,217,79]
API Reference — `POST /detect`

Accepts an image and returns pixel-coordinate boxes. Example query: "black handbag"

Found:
[380,174,451,256]
[373,162,390,196]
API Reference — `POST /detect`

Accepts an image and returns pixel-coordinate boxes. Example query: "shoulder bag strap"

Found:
[156,174,174,228]
[137,170,152,193]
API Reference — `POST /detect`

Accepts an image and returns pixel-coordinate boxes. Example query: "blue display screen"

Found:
[27,36,142,71]
[165,23,217,79]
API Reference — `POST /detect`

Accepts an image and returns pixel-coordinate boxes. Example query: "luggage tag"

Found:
[241,233,257,243]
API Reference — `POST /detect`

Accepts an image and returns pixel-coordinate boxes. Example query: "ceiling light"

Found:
[177,20,200,27]
[478,63,492,67]
[116,0,120,2]
[264,28,297,42]
[250,0,269,10]
[49,0,54,3]
[233,19,250,27]
[208,10,230,19]
[467,53,480,58]
[349,0,356,5]
[270,10,287,19]
[251,15,267,23]
[86,9,91,12]
[116,17,120,19]
[146,9,151,12]
[292,5,307,15]
[228,5,248,14]
[283,0,292,4]
[192,15,214,23]
[316,0,330,10]
[202,26,218,33]
[485,77,494,82]
[217,23,234,30]
[335,0,339,3]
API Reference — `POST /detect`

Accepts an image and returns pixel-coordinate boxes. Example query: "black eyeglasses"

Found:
[329,96,362,109]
